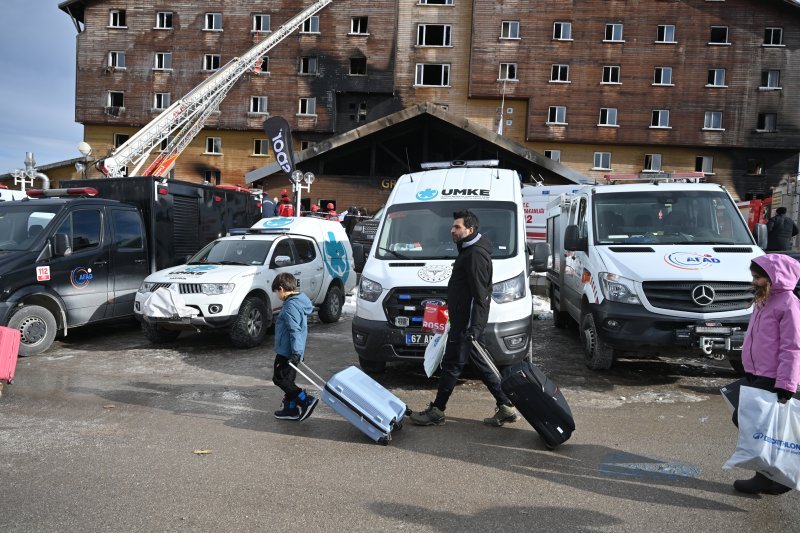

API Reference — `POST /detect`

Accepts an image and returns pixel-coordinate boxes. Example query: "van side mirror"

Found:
[754,223,768,249]
[53,233,71,256]
[531,242,551,273]
[564,224,587,252]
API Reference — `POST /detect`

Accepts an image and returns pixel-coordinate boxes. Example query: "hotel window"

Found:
[547,106,567,124]
[544,150,561,162]
[417,24,452,46]
[499,63,517,81]
[109,9,126,28]
[258,56,270,73]
[153,93,170,110]
[298,97,317,115]
[204,170,221,185]
[651,110,670,128]
[707,69,726,87]
[253,139,269,156]
[653,67,673,85]
[108,51,126,69]
[747,159,765,175]
[501,21,520,39]
[154,52,172,70]
[204,55,221,71]
[351,17,368,34]
[250,96,268,114]
[764,27,783,46]
[205,137,222,154]
[553,22,572,40]
[695,156,714,174]
[253,14,270,33]
[415,63,450,86]
[704,111,723,130]
[419,0,454,4]
[155,11,173,29]
[709,26,729,44]
[593,152,612,170]
[551,64,569,82]
[350,57,367,76]
[761,70,781,89]
[108,91,124,108]
[598,108,618,126]
[604,24,623,42]
[301,16,320,33]
[204,13,222,31]
[602,66,620,84]
[299,56,318,75]
[113,134,129,148]
[643,154,662,172]
[656,25,676,43]
[757,113,777,132]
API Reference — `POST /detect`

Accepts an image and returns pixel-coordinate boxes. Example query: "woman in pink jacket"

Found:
[733,254,800,495]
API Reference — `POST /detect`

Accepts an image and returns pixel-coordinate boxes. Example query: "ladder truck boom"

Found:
[97,0,333,179]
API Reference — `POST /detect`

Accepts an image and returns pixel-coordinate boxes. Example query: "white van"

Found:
[352,161,532,373]
[542,178,765,371]
[522,184,582,246]
[0,186,26,202]
[135,216,356,347]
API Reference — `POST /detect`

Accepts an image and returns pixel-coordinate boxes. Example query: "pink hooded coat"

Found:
[741,254,800,392]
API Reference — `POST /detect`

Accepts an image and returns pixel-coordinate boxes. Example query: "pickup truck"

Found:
[134,216,357,347]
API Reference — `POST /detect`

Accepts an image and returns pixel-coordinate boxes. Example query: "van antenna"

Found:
[406,148,413,182]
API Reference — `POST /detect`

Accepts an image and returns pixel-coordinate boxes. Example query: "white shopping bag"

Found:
[723,385,800,490]
[423,322,449,378]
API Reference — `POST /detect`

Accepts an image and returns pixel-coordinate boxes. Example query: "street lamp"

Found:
[9,152,49,191]
[291,170,315,214]
[75,142,93,178]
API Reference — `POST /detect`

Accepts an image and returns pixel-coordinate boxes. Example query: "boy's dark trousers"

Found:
[273,355,302,399]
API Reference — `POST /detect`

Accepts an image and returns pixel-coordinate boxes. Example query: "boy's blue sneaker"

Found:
[274,399,300,420]
[297,394,319,422]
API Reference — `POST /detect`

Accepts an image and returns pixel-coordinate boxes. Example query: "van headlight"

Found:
[492,272,526,303]
[359,276,383,302]
[138,281,156,294]
[599,272,641,304]
[201,283,234,295]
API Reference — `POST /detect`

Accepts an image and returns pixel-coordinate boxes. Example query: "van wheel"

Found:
[318,285,344,323]
[230,296,270,348]
[8,305,57,356]
[580,313,615,370]
[141,322,181,344]
[550,288,570,329]
[359,357,386,374]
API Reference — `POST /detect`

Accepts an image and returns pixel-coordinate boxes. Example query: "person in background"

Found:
[276,190,295,217]
[271,272,318,421]
[411,210,518,427]
[261,192,275,219]
[325,202,338,221]
[766,206,798,251]
[732,254,800,495]
[309,204,321,217]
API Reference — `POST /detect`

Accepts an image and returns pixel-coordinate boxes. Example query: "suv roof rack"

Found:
[602,172,705,184]
[420,159,499,170]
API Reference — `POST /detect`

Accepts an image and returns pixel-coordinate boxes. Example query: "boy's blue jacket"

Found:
[274,292,314,359]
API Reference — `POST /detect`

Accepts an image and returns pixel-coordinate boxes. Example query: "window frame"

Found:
[299,56,319,75]
[703,111,724,130]
[706,68,727,87]
[250,96,268,114]
[553,22,572,41]
[643,153,663,172]
[550,64,569,83]
[598,108,618,127]
[253,139,269,156]
[253,14,271,33]
[204,13,222,31]
[593,152,612,171]
[760,70,781,90]
[109,9,126,28]
[756,113,777,132]
[499,63,518,81]
[709,26,729,45]
[108,51,126,69]
[298,97,317,116]
[418,0,454,5]
[203,54,221,71]
[205,137,222,155]
[650,109,671,128]
[414,63,451,86]
[154,52,173,71]
[602,65,621,85]
[155,11,173,30]
[417,24,452,47]
[108,91,125,109]
[301,16,320,34]
[764,27,783,46]
[695,156,714,175]
[349,57,367,76]
[653,66,673,86]
[544,149,561,162]
[656,24,676,43]
[351,16,368,35]
[547,106,567,125]
[153,92,171,110]
[604,23,624,42]
[501,21,520,40]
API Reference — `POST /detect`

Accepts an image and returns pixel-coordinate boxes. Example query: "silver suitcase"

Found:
[291,362,407,445]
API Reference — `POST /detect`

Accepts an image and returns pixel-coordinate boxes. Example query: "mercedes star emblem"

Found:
[691,285,715,306]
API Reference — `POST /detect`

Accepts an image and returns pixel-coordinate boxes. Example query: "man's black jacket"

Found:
[447,234,493,335]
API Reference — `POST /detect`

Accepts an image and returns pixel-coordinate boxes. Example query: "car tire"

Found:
[8,305,57,357]
[141,321,181,344]
[359,356,386,374]
[318,285,344,324]
[230,296,270,348]
[580,312,615,370]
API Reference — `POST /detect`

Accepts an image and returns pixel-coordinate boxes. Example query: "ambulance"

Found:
[352,160,533,373]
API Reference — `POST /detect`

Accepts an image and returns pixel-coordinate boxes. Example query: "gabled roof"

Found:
[246,102,587,185]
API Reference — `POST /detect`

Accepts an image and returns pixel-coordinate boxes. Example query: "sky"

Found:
[0,1,83,174]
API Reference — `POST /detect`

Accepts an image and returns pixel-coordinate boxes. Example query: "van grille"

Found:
[642,281,753,313]
[384,287,448,328]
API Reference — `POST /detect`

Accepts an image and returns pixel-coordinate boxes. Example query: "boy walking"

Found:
[271,273,318,421]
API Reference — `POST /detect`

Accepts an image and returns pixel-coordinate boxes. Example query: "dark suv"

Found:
[349,207,383,272]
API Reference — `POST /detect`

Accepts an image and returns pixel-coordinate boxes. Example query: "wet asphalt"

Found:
[1,308,798,532]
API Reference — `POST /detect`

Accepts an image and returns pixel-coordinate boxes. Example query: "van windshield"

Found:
[188,238,274,266]
[0,204,59,251]
[593,190,753,245]
[376,201,517,260]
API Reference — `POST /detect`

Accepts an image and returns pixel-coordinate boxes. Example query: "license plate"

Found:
[405,333,433,345]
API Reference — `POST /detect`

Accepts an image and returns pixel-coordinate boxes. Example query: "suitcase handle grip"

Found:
[288,361,325,392]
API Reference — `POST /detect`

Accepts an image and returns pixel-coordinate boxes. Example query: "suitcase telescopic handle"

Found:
[288,361,325,392]
[471,339,502,379]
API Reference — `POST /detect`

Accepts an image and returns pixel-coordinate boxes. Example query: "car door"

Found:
[48,207,111,325]
[291,236,324,302]
[109,207,148,317]
[563,197,589,314]
[267,236,299,311]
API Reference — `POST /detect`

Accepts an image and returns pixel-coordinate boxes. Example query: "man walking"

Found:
[766,206,798,251]
[411,210,518,427]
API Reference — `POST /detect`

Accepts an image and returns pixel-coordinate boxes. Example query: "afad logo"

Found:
[416,188,439,201]
[664,252,721,270]
[323,231,351,283]
[70,266,93,289]
[259,217,294,228]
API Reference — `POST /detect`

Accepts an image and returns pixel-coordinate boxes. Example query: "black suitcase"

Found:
[473,340,575,449]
